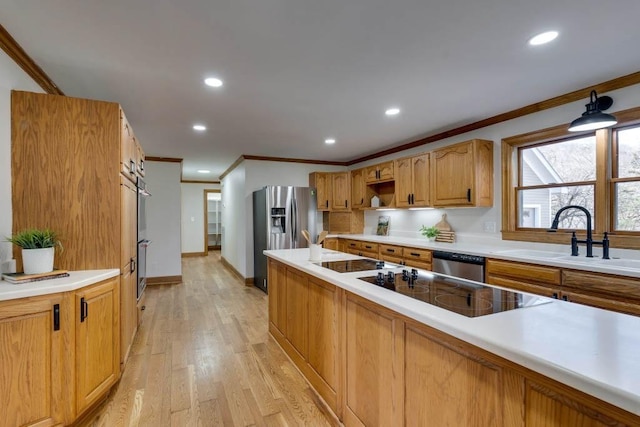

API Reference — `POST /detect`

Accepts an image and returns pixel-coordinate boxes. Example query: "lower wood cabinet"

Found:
[268,260,640,426]
[0,293,65,427]
[0,276,121,426]
[75,277,120,414]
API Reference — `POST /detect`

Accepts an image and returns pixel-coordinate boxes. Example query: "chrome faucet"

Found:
[548,205,609,259]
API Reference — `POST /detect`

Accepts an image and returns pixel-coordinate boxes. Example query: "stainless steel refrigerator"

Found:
[253,186,317,293]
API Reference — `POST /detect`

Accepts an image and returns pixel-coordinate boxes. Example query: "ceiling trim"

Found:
[182,179,221,184]
[347,71,640,165]
[0,24,64,95]
[145,156,183,163]
[219,154,347,181]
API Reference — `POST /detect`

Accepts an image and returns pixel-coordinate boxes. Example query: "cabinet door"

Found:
[0,295,63,427]
[395,157,413,208]
[120,110,137,182]
[378,161,395,181]
[404,323,505,426]
[310,172,331,210]
[308,278,338,399]
[411,154,430,207]
[364,165,380,183]
[351,168,366,209]
[268,259,288,336]
[431,140,475,206]
[121,177,137,270]
[285,268,308,359]
[331,172,351,211]
[344,294,401,427]
[76,277,120,414]
[136,138,145,177]
[120,267,137,367]
[322,237,339,250]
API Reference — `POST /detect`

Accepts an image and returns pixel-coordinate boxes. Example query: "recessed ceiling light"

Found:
[528,31,559,46]
[204,77,223,87]
[197,170,211,174]
[385,107,400,116]
[325,138,336,144]
[193,124,207,131]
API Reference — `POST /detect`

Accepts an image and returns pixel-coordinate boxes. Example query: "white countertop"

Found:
[0,269,120,301]
[265,248,640,416]
[333,234,640,278]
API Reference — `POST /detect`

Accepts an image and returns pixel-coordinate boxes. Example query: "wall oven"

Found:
[137,177,151,300]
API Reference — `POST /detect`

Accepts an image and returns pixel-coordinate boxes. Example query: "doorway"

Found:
[204,190,222,254]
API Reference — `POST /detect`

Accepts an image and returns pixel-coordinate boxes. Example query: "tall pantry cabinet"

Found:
[11,90,144,368]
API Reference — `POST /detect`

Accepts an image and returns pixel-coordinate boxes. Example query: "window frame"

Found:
[502,105,640,249]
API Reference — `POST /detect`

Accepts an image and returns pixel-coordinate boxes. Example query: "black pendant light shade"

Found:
[568,90,617,132]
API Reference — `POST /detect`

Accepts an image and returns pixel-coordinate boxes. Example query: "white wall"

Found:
[0,51,45,271]
[221,163,246,276]
[181,182,221,253]
[221,160,346,278]
[145,161,182,278]
[355,83,640,245]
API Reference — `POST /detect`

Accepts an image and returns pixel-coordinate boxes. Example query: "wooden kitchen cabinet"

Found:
[379,243,404,264]
[310,172,332,211]
[562,270,640,316]
[486,258,561,298]
[75,277,120,414]
[331,172,351,211]
[344,293,401,426]
[431,139,493,207]
[365,161,394,184]
[395,153,430,208]
[378,243,432,270]
[322,237,339,250]
[351,168,366,209]
[0,294,65,427]
[268,261,340,412]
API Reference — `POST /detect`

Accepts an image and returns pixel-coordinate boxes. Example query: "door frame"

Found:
[204,189,221,255]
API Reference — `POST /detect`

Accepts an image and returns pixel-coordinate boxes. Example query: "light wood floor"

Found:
[84,252,335,427]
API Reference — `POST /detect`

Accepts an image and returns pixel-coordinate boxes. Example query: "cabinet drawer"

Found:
[562,291,640,316]
[360,242,379,253]
[379,254,404,265]
[486,259,561,286]
[345,240,360,250]
[403,247,432,263]
[486,275,559,298]
[380,244,403,256]
[562,270,640,301]
[404,259,432,271]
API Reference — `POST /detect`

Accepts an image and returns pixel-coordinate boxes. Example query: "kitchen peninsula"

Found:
[265,248,640,426]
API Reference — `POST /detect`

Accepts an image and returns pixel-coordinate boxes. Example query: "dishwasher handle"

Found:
[432,250,485,265]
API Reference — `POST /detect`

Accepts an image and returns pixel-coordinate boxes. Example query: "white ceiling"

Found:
[3,1,640,180]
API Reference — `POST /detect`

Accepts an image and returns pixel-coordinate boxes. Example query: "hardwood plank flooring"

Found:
[84,252,334,427]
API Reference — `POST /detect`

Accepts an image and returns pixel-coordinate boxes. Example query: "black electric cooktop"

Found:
[359,269,549,318]
[316,258,400,273]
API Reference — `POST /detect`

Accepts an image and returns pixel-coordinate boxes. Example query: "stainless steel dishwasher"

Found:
[432,250,485,282]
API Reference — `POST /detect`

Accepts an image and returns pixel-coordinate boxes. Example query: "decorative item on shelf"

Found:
[420,225,439,242]
[5,228,63,274]
[435,230,456,243]
[377,216,390,236]
[371,195,380,208]
[434,213,455,243]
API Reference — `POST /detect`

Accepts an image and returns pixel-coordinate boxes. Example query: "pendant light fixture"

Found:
[568,90,617,132]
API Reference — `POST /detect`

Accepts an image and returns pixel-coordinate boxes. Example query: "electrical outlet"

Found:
[483,221,496,233]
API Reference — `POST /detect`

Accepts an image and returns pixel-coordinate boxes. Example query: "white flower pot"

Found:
[22,247,55,274]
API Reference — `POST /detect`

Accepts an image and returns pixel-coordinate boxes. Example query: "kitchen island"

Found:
[265,248,640,426]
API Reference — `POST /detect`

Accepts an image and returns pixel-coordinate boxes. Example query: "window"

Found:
[502,105,640,249]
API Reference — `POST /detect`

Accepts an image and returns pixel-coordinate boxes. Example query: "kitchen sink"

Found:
[493,249,568,259]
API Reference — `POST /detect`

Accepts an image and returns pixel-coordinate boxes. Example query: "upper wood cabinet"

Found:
[431,139,493,207]
[351,168,366,209]
[331,172,351,211]
[365,160,395,183]
[309,172,332,211]
[0,293,65,427]
[395,153,430,208]
[11,90,142,272]
[120,111,145,182]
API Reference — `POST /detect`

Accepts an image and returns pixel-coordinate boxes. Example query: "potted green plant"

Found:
[6,229,62,274]
[420,225,439,242]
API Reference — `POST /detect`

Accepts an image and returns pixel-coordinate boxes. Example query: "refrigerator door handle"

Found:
[291,191,298,247]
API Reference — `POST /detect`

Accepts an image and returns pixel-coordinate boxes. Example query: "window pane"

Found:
[518,185,594,229]
[520,136,596,186]
[616,126,640,178]
[615,181,640,231]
